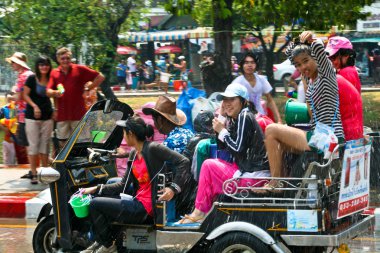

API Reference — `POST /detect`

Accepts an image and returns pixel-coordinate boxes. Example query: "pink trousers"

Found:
[195,159,239,213]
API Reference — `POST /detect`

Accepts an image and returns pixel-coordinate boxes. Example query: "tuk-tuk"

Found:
[33,100,374,253]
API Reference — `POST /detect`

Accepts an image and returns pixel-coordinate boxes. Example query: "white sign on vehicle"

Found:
[337,138,371,219]
[287,210,318,232]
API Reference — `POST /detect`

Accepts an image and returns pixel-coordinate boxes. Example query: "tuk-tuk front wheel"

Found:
[209,232,272,253]
[32,216,59,253]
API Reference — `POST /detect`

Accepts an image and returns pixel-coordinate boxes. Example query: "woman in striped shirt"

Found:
[263,31,344,190]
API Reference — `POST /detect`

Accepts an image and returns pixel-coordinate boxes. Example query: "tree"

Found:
[165,0,375,94]
[0,0,144,99]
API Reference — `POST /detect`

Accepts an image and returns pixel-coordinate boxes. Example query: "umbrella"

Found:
[117,45,139,55]
[155,45,182,54]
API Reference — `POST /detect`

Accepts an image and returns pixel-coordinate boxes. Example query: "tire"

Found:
[32,216,60,253]
[209,232,272,253]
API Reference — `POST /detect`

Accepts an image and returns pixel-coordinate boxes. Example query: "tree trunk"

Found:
[201,0,233,96]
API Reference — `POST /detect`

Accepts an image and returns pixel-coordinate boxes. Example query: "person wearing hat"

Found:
[177,83,270,224]
[6,52,34,165]
[80,115,190,253]
[325,37,363,141]
[325,36,361,93]
[46,47,105,148]
[174,55,187,80]
[143,95,194,155]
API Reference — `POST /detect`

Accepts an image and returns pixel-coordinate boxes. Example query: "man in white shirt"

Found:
[127,55,137,77]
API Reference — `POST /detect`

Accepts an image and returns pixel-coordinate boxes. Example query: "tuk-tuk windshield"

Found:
[77,110,123,144]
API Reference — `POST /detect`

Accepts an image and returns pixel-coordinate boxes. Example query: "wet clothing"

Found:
[232,73,272,115]
[218,107,269,173]
[90,141,189,247]
[286,40,344,139]
[338,66,361,93]
[337,74,363,141]
[47,64,99,122]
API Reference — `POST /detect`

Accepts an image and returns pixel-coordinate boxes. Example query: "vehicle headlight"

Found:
[38,167,61,184]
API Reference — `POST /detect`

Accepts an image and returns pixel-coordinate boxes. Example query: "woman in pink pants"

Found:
[179,83,270,224]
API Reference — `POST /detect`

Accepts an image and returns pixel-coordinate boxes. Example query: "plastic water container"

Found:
[307,174,318,208]
[69,194,91,218]
[284,99,310,125]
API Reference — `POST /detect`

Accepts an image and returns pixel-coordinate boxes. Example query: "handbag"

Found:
[307,93,339,156]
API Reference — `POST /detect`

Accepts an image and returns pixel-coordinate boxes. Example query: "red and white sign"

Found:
[337,139,371,219]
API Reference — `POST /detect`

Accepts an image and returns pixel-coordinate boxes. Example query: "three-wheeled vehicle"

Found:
[33,100,374,253]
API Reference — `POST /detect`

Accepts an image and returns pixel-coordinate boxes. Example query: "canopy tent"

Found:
[119,27,213,43]
[117,45,139,55]
[351,37,380,43]
[155,45,182,54]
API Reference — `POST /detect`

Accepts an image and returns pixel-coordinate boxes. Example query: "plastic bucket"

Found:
[173,80,185,91]
[132,77,139,89]
[160,72,171,83]
[70,194,90,218]
[91,131,106,143]
[285,99,310,125]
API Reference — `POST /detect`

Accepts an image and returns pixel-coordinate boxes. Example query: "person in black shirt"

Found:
[23,56,54,184]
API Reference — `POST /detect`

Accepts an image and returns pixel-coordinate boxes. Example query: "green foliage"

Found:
[0,0,143,75]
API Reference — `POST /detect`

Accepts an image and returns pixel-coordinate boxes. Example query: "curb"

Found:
[0,190,49,219]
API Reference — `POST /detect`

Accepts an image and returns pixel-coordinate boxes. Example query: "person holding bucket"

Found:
[79,115,190,253]
[262,31,344,192]
[177,83,270,224]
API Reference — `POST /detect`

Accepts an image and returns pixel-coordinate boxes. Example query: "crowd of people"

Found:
[76,31,364,252]
[1,47,104,184]
[116,54,188,93]
[0,30,365,251]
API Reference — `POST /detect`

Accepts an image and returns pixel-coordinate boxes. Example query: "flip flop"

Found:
[178,214,204,224]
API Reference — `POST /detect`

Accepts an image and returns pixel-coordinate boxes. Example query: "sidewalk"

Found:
[0,166,49,219]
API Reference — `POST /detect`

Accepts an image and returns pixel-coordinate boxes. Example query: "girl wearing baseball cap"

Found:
[325,36,361,93]
[178,82,270,224]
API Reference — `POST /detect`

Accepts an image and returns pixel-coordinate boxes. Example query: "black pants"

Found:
[89,197,148,247]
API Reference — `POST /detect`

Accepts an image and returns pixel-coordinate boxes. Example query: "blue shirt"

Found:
[156,60,167,73]
[163,127,194,154]
[117,63,127,77]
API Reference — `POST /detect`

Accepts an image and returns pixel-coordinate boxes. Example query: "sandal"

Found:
[177,214,204,224]
[31,175,38,185]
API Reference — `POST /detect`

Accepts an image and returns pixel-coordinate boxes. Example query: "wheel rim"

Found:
[222,243,256,253]
[43,227,57,253]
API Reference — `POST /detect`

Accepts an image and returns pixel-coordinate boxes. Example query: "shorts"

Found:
[57,120,80,140]
[15,122,29,146]
[25,119,54,155]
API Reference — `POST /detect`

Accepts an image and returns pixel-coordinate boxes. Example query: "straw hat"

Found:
[142,96,187,126]
[5,52,30,70]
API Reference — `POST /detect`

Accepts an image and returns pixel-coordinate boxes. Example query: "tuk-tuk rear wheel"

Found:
[32,216,59,253]
[209,232,272,253]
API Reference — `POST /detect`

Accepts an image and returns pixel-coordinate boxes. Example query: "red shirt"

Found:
[337,75,363,141]
[47,64,99,121]
[132,155,153,216]
[338,66,361,94]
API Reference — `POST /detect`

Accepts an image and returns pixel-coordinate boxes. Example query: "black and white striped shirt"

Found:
[286,40,344,138]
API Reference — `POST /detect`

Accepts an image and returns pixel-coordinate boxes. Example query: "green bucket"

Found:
[285,99,310,125]
[91,130,107,143]
[70,194,91,218]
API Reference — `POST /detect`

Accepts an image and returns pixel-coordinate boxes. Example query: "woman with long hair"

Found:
[80,115,190,252]
[23,56,55,184]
